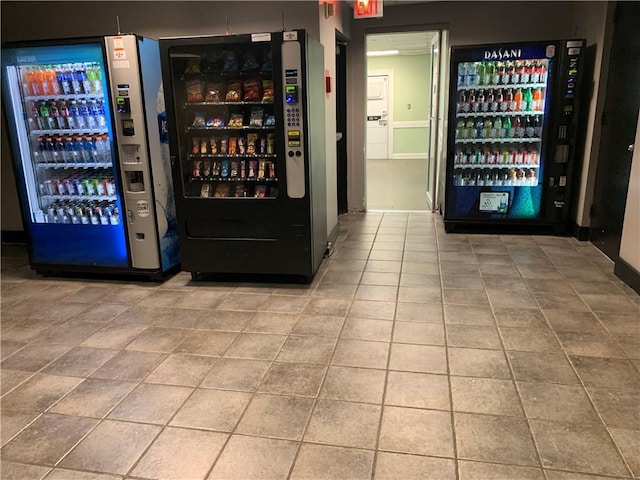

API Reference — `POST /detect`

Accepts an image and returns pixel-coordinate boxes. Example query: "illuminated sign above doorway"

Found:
[354,0,383,19]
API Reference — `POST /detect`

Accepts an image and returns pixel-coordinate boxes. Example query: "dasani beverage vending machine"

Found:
[444,40,585,233]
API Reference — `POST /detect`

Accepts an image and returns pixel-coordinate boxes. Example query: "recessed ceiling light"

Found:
[367,50,400,57]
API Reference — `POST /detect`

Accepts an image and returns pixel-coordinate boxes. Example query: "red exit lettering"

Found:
[354,0,383,19]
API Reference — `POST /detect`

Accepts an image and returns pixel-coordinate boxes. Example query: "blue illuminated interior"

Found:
[2,42,129,268]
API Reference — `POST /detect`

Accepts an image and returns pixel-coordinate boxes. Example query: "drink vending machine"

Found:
[159,30,327,280]
[444,40,585,232]
[2,35,179,278]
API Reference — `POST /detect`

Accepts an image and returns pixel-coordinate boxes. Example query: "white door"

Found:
[367,75,390,160]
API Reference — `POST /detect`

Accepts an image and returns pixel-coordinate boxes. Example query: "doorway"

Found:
[589,2,640,260]
[365,30,441,211]
[336,33,348,214]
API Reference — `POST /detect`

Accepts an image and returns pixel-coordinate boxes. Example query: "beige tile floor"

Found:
[1,212,639,480]
[366,158,429,211]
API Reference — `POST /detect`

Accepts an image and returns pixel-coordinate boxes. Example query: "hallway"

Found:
[1,212,639,479]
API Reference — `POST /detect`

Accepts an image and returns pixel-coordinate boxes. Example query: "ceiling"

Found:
[366,31,437,55]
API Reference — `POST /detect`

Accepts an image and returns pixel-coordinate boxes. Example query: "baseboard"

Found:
[328,222,340,246]
[391,153,428,160]
[1,230,26,244]
[614,257,640,295]
[393,121,430,129]
[569,221,590,241]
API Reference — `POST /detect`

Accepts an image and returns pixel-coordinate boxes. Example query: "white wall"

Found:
[319,1,351,239]
[347,1,608,216]
[619,113,640,272]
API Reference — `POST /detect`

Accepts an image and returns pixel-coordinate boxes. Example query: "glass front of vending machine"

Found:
[2,41,128,267]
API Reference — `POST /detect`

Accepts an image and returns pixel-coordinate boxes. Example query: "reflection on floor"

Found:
[366,157,429,211]
[1,212,639,480]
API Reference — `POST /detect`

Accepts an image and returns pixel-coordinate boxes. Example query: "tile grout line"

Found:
[516,241,636,479]
[41,294,260,476]
[0,294,158,457]
[532,283,638,478]
[369,212,408,480]
[189,294,313,480]
[120,301,300,479]
[435,216,463,480]
[478,238,548,478]
[2,219,638,478]
[284,213,383,480]
[47,297,173,477]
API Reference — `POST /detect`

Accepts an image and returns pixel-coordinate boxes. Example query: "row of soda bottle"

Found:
[453,168,538,187]
[45,200,119,226]
[456,116,542,141]
[457,60,548,88]
[457,87,544,114]
[35,134,111,164]
[39,174,117,198]
[454,146,539,166]
[22,63,103,98]
[29,99,107,132]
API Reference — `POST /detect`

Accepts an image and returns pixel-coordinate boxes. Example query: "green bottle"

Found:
[503,116,512,138]
[476,63,486,86]
[484,62,495,85]
[523,87,533,112]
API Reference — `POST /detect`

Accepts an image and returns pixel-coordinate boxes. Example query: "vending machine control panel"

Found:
[105,35,160,269]
[546,39,584,223]
[282,37,306,199]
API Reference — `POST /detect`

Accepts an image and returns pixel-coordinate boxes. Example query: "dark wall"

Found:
[1,1,319,232]
[346,1,608,218]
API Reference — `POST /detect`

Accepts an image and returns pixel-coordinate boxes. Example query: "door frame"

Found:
[363,27,448,213]
[426,32,440,211]
[434,29,449,213]
[366,69,394,160]
[336,31,348,214]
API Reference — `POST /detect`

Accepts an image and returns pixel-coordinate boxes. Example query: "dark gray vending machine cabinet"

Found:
[160,30,326,280]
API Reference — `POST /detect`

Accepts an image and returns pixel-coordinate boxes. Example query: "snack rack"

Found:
[176,44,279,199]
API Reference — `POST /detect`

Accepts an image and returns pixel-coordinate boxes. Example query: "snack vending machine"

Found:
[444,40,585,232]
[2,35,179,278]
[159,30,327,280]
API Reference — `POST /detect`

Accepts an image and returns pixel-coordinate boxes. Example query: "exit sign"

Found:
[354,0,383,19]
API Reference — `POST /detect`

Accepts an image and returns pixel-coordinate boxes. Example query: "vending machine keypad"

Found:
[287,107,301,127]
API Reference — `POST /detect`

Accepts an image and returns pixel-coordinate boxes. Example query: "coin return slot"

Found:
[126,171,145,193]
[554,145,569,163]
[135,233,145,240]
